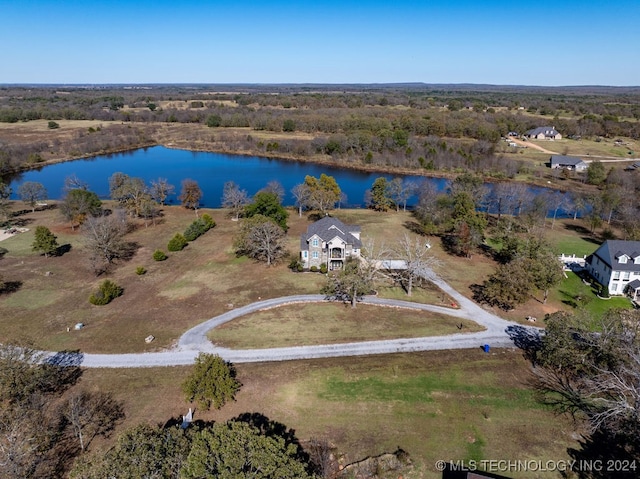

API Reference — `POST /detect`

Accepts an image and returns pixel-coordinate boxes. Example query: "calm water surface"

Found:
[8,146,437,208]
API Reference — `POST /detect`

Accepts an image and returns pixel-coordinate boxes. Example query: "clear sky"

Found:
[1,0,639,86]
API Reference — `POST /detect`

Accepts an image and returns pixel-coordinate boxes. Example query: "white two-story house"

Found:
[585,240,640,297]
[300,216,362,271]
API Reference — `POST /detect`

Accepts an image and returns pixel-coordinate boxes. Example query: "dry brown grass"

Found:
[208,303,483,348]
[79,349,577,479]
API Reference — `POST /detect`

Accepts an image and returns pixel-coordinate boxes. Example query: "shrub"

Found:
[135,266,146,275]
[201,213,216,229]
[297,264,303,272]
[310,266,318,272]
[153,249,167,261]
[89,280,123,305]
[168,233,188,252]
[183,216,215,242]
[289,258,302,271]
[47,121,60,129]
[319,264,328,274]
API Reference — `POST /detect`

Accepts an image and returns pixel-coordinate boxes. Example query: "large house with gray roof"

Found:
[300,216,362,270]
[585,240,640,297]
[549,155,588,172]
[525,126,562,140]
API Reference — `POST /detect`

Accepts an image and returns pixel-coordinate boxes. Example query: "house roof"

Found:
[300,216,362,250]
[589,240,640,272]
[525,126,559,137]
[627,279,640,291]
[550,155,586,167]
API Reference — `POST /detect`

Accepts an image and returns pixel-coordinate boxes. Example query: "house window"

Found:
[312,251,318,259]
[623,272,630,281]
[613,271,620,280]
[303,251,307,258]
[619,256,628,264]
[312,239,319,247]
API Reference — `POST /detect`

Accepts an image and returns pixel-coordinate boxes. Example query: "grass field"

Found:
[528,137,638,159]
[208,303,483,348]
[79,349,577,479]
[0,204,621,478]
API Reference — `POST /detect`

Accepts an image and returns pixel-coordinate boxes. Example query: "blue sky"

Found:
[1,0,639,85]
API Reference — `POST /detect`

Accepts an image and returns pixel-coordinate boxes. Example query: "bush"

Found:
[289,258,302,271]
[310,266,318,272]
[47,121,59,129]
[319,264,328,274]
[297,264,303,272]
[201,213,216,229]
[89,280,123,306]
[135,266,146,275]
[153,249,167,261]
[168,233,188,252]
[183,217,215,242]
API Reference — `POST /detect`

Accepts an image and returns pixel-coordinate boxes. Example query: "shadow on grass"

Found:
[53,243,72,256]
[0,281,22,295]
[562,223,601,245]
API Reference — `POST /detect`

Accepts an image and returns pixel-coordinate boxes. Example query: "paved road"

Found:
[68,269,522,368]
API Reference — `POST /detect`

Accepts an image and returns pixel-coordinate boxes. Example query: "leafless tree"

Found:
[291,183,311,217]
[259,180,285,203]
[82,211,130,274]
[17,182,47,213]
[235,216,286,266]
[222,181,250,220]
[390,234,441,296]
[149,177,175,206]
[62,390,124,453]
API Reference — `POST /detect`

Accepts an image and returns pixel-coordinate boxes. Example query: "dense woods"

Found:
[1,84,639,181]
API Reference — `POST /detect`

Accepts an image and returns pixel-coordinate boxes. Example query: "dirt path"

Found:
[508,137,559,154]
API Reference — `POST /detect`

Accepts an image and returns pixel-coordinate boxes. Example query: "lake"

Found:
[7,146,441,208]
[6,146,574,216]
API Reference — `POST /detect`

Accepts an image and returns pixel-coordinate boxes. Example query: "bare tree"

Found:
[149,177,175,206]
[391,233,440,296]
[259,180,285,203]
[222,181,250,220]
[291,183,310,217]
[179,179,203,217]
[63,390,124,453]
[235,215,286,266]
[387,177,417,212]
[63,174,89,192]
[17,182,47,212]
[82,212,130,274]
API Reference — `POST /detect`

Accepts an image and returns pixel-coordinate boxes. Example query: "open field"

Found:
[79,349,577,479]
[208,303,483,348]
[528,137,638,159]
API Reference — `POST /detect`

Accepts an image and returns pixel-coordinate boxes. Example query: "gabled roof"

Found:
[300,216,362,250]
[590,240,640,272]
[526,126,559,137]
[550,155,586,167]
[627,279,640,290]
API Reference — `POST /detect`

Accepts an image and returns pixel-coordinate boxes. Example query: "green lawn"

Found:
[552,271,632,316]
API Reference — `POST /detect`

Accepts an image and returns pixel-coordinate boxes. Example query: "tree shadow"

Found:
[52,244,72,257]
[232,412,306,459]
[41,350,84,394]
[119,241,141,262]
[506,325,543,364]
[402,220,426,236]
[0,280,23,295]
[566,427,640,479]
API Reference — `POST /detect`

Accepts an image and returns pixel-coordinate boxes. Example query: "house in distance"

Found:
[549,155,588,172]
[524,126,562,140]
[300,216,362,271]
